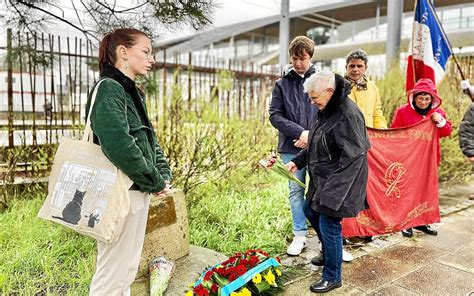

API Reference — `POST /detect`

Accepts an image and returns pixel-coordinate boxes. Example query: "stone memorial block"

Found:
[135,188,189,279]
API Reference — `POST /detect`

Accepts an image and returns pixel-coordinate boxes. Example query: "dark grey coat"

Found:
[459,102,474,157]
[292,74,370,218]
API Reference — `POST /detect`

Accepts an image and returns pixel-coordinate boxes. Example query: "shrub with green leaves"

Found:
[154,71,276,197]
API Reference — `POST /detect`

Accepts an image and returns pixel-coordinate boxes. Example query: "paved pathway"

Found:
[281,204,474,295]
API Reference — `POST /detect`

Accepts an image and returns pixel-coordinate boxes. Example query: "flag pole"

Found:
[428,0,473,100]
[409,0,417,90]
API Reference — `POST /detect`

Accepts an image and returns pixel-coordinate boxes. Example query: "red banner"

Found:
[342,118,440,237]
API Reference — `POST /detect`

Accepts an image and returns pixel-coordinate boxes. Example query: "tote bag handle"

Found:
[82,79,107,143]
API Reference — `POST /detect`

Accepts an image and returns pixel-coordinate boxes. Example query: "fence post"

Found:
[188,52,192,110]
[7,29,14,148]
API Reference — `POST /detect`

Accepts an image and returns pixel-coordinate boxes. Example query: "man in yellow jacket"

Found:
[345,49,387,129]
[343,49,387,249]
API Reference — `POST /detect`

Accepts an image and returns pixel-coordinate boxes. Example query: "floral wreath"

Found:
[186,249,284,296]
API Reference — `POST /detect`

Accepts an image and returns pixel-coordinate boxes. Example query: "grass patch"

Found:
[0,197,96,295]
[0,170,291,294]
[188,170,292,256]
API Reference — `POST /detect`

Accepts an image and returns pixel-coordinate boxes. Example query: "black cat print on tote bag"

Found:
[52,189,86,225]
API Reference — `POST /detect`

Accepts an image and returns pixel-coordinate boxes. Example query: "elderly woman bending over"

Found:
[287,70,370,293]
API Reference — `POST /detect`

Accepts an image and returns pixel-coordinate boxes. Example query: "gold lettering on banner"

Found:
[356,212,382,229]
[368,129,406,139]
[399,202,434,227]
[355,203,435,233]
[384,162,406,199]
[407,129,432,141]
[356,212,396,232]
[368,128,432,141]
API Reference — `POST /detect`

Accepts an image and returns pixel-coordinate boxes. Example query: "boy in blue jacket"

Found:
[269,36,317,255]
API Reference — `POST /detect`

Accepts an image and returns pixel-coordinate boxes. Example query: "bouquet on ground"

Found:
[187,249,284,296]
[149,256,175,296]
[259,155,306,188]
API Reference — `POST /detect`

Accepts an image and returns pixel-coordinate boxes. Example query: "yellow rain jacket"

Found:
[348,80,387,129]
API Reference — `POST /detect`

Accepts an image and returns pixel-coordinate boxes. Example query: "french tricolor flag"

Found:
[406,0,452,91]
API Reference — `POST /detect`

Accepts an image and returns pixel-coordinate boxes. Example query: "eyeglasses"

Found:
[309,89,328,102]
[414,96,432,102]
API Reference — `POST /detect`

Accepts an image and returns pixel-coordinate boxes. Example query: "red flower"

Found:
[197,288,210,296]
[249,256,260,267]
[228,273,238,282]
[204,270,213,281]
[225,266,234,276]
[193,284,204,293]
[215,267,226,276]
[235,264,247,275]
[211,283,219,293]
[239,258,249,266]
[276,256,281,263]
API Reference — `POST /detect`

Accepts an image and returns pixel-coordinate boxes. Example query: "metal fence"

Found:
[0,29,280,149]
[1,28,472,183]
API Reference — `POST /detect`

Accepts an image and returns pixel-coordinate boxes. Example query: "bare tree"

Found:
[4,0,215,40]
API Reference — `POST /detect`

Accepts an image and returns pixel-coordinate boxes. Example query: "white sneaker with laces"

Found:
[318,241,353,262]
[286,236,307,256]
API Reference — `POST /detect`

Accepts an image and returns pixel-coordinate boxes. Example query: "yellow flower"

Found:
[264,269,276,285]
[241,288,252,296]
[185,291,193,296]
[231,292,240,296]
[275,268,282,276]
[252,273,262,284]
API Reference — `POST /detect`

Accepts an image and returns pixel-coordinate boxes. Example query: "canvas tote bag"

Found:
[38,79,133,244]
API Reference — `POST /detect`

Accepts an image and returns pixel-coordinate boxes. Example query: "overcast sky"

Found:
[159,0,342,42]
[0,0,347,43]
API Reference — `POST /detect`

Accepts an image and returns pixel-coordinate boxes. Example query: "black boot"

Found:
[311,254,324,266]
[414,225,438,236]
[402,228,413,237]
[310,279,342,293]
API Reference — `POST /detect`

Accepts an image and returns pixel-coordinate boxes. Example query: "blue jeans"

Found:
[303,202,342,282]
[281,153,307,236]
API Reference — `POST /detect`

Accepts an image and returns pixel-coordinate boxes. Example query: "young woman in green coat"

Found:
[86,28,171,295]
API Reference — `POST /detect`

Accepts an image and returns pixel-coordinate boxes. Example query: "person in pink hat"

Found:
[391,78,452,237]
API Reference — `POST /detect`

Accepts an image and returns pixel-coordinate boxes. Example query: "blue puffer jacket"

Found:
[269,65,318,154]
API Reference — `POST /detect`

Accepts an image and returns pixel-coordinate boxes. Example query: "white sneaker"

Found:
[318,241,353,262]
[286,236,307,256]
[342,249,353,262]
